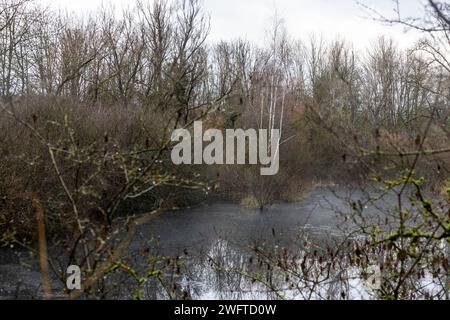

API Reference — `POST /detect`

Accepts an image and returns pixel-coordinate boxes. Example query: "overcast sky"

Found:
[40,0,427,51]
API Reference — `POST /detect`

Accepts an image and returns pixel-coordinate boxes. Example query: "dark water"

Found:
[2,186,443,299]
[131,187,348,256]
[0,187,382,299]
[125,187,358,299]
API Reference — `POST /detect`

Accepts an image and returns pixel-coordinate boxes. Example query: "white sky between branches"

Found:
[39,0,427,51]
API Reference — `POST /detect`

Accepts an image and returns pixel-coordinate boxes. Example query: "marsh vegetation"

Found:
[0,0,449,300]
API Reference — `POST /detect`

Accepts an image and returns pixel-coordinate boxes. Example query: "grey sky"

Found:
[40,0,427,51]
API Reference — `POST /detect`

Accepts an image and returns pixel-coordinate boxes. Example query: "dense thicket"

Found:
[0,0,449,300]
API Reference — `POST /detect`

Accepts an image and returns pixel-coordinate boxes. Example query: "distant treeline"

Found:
[0,0,449,237]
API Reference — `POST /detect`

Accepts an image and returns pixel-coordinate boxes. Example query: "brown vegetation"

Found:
[0,0,448,299]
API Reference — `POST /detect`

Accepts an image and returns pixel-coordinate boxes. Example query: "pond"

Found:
[1,186,420,300]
